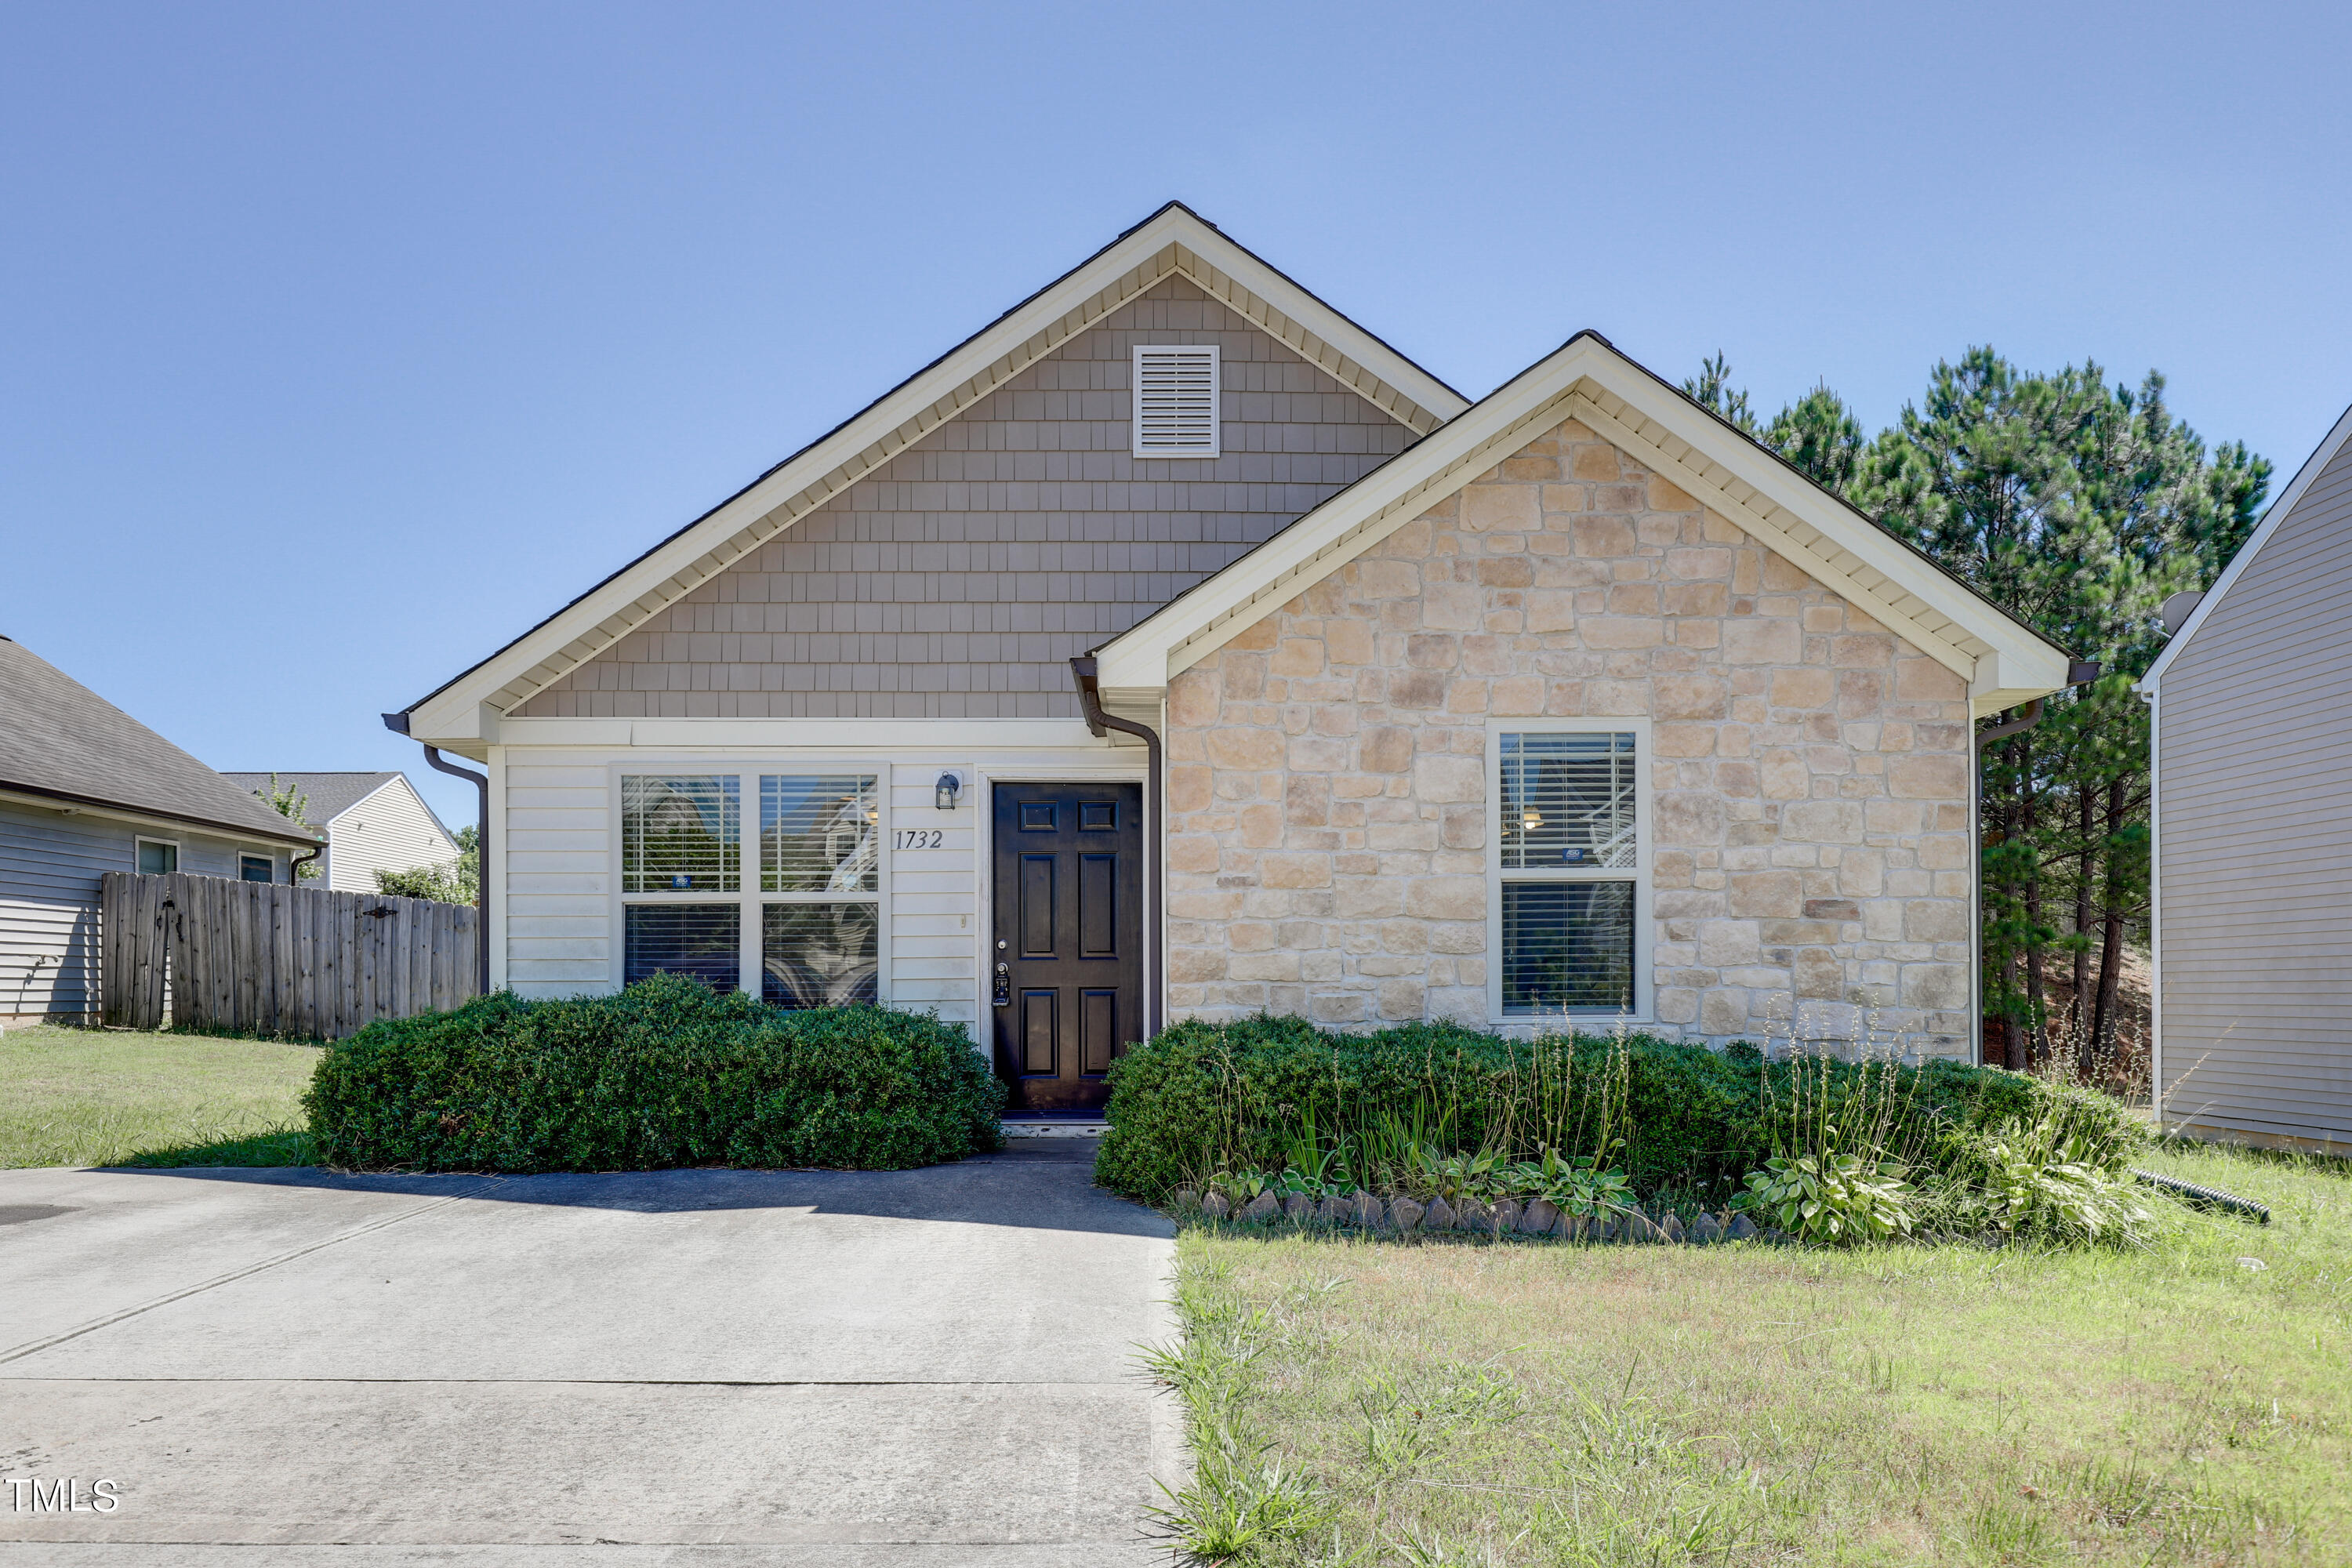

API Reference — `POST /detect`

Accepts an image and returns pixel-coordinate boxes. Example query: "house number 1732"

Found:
[895,829,944,850]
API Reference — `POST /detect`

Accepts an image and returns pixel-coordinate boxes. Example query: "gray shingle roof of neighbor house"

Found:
[0,636,322,847]
[218,771,447,837]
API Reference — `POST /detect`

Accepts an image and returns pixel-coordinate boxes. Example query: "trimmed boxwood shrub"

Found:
[306,975,1004,1172]
[1091,1014,2141,1203]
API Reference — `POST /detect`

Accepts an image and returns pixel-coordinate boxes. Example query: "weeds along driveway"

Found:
[0,1140,1181,1566]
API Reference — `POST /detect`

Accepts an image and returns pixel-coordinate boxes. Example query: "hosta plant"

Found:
[1502,1143,1635,1219]
[1955,1119,2157,1246]
[1740,1148,1917,1243]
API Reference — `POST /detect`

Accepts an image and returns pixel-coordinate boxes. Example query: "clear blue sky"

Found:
[6,2,2347,830]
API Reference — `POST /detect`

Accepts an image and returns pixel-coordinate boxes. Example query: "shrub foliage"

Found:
[1092,1014,2140,1207]
[307,975,1004,1172]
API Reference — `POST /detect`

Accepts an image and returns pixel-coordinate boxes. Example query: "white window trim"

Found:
[608,765,890,1004]
[1484,718,1653,1026]
[237,852,276,884]
[1131,343,1221,459]
[135,836,181,876]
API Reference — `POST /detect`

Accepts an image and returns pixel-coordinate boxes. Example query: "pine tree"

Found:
[1685,351,2266,1073]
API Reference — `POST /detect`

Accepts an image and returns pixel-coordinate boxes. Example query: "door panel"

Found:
[993,782,1144,1112]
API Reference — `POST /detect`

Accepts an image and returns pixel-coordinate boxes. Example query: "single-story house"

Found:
[2142,399,2352,1154]
[220,771,460,893]
[386,203,2070,1108]
[1,636,323,1027]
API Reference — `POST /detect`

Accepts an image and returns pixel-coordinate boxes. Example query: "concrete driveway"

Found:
[0,1140,1180,1565]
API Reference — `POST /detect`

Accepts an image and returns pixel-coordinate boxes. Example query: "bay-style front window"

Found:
[1490,724,1648,1018]
[619,771,880,1005]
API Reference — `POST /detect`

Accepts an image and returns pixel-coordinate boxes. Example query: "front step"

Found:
[1001,1116,1109,1140]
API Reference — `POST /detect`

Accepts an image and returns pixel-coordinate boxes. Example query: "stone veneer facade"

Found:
[1162,417,1978,1056]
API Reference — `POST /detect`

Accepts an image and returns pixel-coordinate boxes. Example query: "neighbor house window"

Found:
[136,838,178,875]
[760,775,879,1008]
[1131,344,1219,458]
[239,854,274,883]
[1491,725,1646,1018]
[616,770,881,1003]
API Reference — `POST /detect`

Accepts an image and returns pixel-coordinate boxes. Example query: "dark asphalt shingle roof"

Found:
[0,637,322,847]
[220,771,403,829]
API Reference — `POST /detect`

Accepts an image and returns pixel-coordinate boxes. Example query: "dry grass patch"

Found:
[1156,1142,2350,1565]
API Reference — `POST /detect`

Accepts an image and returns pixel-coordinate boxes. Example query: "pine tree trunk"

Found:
[2073,786,2096,1044]
[2091,776,2130,1079]
[2020,757,2048,1069]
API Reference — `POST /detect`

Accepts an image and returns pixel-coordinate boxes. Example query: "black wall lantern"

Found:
[935,771,961,811]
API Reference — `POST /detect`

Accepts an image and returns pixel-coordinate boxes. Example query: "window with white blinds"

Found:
[1493,727,1646,1018]
[1131,344,1220,457]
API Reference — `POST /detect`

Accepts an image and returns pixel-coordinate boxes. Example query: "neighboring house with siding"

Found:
[385,204,2070,1110]
[2143,401,2352,1154]
[221,772,459,894]
[1,637,322,1026]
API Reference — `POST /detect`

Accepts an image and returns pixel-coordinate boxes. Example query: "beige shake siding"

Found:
[1162,418,1977,1054]
[514,278,1413,720]
[2154,426,2352,1151]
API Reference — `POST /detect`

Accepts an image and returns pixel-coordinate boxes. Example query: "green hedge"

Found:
[1091,1014,2141,1203]
[306,975,1004,1172]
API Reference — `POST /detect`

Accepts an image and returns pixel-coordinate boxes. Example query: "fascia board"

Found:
[408,208,1461,725]
[0,785,321,850]
[418,232,1188,722]
[490,716,1111,750]
[2143,397,2352,689]
[1567,349,2071,692]
[1172,238,1468,427]
[1093,338,1604,690]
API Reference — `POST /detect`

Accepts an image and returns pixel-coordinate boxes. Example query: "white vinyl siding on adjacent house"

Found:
[2156,430,2352,1149]
[318,777,461,893]
[0,800,285,1021]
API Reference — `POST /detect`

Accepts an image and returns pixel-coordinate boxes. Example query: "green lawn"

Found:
[1158,1141,2352,1566]
[0,1024,321,1168]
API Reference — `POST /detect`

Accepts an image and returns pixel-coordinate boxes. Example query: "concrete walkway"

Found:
[0,1142,1180,1564]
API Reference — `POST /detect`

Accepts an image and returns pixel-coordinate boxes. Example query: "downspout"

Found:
[1070,656,1163,1038]
[290,840,324,885]
[383,712,491,996]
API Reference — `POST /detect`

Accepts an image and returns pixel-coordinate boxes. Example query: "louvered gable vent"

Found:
[1131,344,1220,458]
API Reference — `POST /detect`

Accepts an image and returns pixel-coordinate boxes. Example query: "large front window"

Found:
[1495,729,1641,1016]
[620,771,879,1004]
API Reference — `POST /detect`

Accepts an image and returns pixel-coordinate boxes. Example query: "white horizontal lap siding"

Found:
[2158,434,2352,1146]
[887,765,978,1033]
[502,755,614,996]
[325,780,460,892]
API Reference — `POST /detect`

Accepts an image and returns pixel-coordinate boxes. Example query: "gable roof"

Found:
[2142,397,2352,688]
[219,771,454,843]
[1090,332,2073,718]
[397,202,1468,747]
[0,637,322,847]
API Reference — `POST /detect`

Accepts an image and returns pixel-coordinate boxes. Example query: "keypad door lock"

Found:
[992,960,1011,1008]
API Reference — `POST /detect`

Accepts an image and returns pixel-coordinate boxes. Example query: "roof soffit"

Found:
[1093,335,2072,708]
[407,207,1465,739]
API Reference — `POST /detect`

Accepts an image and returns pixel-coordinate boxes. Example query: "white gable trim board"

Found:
[402,205,1465,751]
[1091,333,2071,718]
[2143,397,2352,689]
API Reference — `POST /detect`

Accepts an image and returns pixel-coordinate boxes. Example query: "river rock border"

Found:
[1175,1189,1778,1244]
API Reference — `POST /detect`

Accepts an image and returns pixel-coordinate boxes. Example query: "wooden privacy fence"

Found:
[100,872,479,1038]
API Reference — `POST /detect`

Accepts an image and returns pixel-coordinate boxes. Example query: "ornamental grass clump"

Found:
[306,973,1004,1172]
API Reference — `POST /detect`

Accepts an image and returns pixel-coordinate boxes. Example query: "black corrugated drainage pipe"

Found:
[383,712,490,996]
[2132,1167,2270,1225]
[1070,656,1163,1038]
